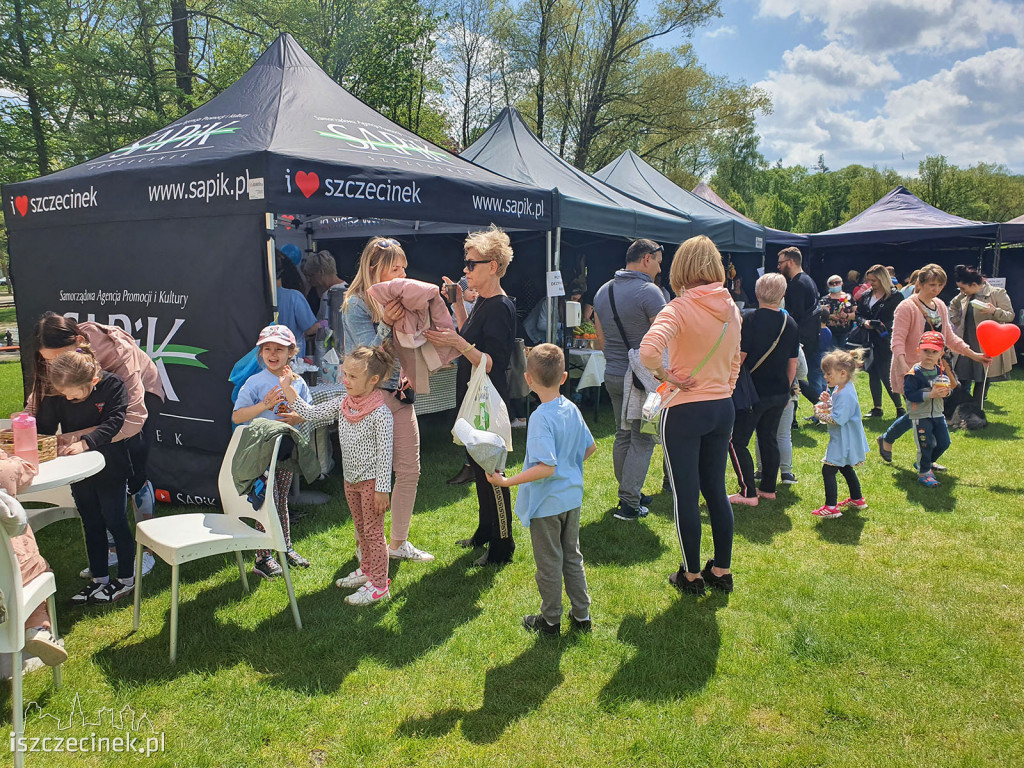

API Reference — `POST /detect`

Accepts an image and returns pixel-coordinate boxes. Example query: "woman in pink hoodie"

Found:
[639,236,742,596]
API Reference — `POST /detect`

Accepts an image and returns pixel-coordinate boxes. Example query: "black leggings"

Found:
[663,398,735,574]
[867,350,902,411]
[469,459,515,563]
[822,464,862,506]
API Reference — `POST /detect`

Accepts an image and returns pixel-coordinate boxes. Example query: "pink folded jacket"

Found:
[367,278,459,393]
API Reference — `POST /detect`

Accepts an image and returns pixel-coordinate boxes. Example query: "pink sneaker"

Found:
[839,497,868,510]
[811,505,843,519]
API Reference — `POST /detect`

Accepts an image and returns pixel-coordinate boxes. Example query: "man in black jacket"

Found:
[777,247,824,404]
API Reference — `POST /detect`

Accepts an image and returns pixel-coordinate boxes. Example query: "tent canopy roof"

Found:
[808,186,999,247]
[594,151,764,252]
[690,182,809,249]
[462,108,691,243]
[4,34,551,231]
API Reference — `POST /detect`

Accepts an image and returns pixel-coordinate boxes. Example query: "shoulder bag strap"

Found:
[657,322,728,413]
[607,283,635,350]
[914,296,937,329]
[750,314,788,373]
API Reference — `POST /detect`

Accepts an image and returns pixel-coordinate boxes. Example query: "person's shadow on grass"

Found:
[598,594,724,706]
[815,508,866,545]
[732,496,792,544]
[578,513,664,566]
[893,468,958,511]
[396,634,572,743]
[93,550,498,693]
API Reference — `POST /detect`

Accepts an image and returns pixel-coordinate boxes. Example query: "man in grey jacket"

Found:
[593,239,667,520]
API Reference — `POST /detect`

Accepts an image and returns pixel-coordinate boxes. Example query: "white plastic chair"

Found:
[132,429,302,662]
[1,492,63,768]
[17,484,79,532]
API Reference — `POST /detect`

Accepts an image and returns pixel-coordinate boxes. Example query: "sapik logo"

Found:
[107,117,245,160]
[9,186,98,217]
[60,313,207,403]
[316,121,453,166]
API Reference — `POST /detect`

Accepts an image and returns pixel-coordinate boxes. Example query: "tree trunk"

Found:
[171,0,192,99]
[12,0,49,175]
[137,0,166,118]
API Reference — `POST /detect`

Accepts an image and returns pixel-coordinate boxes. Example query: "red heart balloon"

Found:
[976,320,1021,357]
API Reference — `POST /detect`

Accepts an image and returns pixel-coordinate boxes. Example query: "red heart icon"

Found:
[295,171,319,199]
[15,195,28,216]
[976,320,1021,357]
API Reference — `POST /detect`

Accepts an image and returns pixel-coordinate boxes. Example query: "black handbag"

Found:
[733,314,786,411]
[732,365,759,411]
[845,322,871,349]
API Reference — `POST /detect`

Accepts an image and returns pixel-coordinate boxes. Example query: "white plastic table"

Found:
[24,453,105,492]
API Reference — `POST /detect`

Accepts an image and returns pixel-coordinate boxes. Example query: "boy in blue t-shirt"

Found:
[487,343,597,635]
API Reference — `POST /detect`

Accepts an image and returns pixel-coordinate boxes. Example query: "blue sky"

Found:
[658,0,1024,174]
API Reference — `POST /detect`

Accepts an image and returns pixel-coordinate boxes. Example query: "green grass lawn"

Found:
[4,366,1024,767]
[0,305,16,324]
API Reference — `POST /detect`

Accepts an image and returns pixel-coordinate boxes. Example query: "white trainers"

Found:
[511,418,528,429]
[25,628,68,666]
[141,551,156,576]
[388,540,435,561]
[335,568,369,589]
[345,580,390,605]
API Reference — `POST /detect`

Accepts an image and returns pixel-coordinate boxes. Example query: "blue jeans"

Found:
[914,417,950,473]
[882,412,913,444]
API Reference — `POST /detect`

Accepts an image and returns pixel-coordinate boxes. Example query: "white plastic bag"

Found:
[452,353,512,453]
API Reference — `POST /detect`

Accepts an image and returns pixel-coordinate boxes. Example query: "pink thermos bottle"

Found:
[11,412,39,470]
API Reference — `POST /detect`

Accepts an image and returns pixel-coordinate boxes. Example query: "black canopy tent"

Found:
[2,34,552,504]
[805,187,1004,297]
[594,151,765,253]
[461,107,694,334]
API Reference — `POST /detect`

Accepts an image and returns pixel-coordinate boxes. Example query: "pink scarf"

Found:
[340,389,388,424]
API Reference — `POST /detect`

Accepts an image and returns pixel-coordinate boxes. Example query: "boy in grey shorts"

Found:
[487,343,597,634]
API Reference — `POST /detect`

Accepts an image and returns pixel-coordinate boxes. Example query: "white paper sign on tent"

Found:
[546,271,565,297]
[988,277,1006,289]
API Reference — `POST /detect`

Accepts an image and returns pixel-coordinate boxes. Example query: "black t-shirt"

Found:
[456,294,517,406]
[741,308,800,398]
[34,370,132,480]
[785,271,821,347]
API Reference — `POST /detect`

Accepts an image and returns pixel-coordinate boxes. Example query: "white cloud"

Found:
[706,25,737,39]
[782,42,899,89]
[756,47,1024,171]
[757,0,1024,55]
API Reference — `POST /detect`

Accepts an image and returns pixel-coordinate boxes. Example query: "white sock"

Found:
[92,575,110,585]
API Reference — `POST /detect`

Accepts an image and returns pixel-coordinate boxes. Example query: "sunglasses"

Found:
[377,238,400,248]
[464,259,492,271]
[828,281,842,286]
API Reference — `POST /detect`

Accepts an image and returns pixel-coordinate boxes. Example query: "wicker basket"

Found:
[0,430,59,463]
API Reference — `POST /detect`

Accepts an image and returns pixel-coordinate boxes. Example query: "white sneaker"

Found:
[77,548,115,581]
[389,540,435,561]
[345,580,390,605]
[140,551,156,576]
[335,568,369,589]
[25,628,68,666]
[511,418,528,429]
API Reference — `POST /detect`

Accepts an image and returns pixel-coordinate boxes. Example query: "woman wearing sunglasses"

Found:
[424,226,518,566]
[339,237,434,563]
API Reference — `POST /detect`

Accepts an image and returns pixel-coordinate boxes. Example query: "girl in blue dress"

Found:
[812,349,870,519]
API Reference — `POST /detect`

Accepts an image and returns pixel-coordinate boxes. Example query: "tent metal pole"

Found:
[545,230,553,343]
[994,241,1002,277]
[549,227,562,343]
[266,213,278,315]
